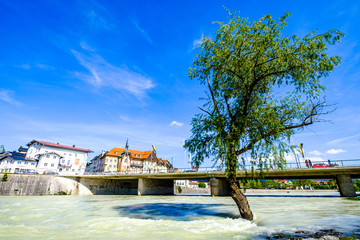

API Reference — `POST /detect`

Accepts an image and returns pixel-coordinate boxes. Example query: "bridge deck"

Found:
[69,166,360,180]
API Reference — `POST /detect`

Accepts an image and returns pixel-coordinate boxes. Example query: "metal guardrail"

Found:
[81,159,360,176]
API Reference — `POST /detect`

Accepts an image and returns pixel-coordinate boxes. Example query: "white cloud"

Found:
[87,10,112,30]
[170,121,183,127]
[327,134,359,145]
[192,38,203,50]
[0,89,20,105]
[326,148,346,154]
[3,116,186,166]
[16,64,31,69]
[130,18,153,45]
[306,157,325,162]
[309,150,322,156]
[71,46,155,98]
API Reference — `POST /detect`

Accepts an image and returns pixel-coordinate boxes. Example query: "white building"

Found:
[26,140,93,175]
[0,146,37,173]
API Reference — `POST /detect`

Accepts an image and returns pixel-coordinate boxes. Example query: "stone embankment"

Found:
[0,173,92,196]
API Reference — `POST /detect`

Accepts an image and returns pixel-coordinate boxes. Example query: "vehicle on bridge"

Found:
[313,163,330,168]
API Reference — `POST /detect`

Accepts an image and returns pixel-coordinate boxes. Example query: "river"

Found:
[0,194,359,239]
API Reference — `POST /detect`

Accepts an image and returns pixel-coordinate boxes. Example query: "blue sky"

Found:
[0,0,359,168]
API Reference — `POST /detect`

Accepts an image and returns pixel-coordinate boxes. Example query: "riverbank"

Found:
[0,174,92,196]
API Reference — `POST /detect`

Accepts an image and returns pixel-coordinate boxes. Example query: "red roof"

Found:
[28,140,93,153]
[106,147,154,160]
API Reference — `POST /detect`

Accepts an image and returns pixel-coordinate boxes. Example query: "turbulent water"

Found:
[0,194,359,239]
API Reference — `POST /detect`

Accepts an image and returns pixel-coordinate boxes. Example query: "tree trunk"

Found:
[226,176,254,221]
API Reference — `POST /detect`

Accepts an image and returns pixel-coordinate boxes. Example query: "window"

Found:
[64,153,67,155]
[53,156,56,159]
[75,153,77,157]
[115,152,118,154]
[24,161,28,165]
[44,163,48,166]
[110,159,112,162]
[17,161,22,164]
[51,163,54,167]
[62,160,65,163]
[45,151,48,153]
[69,154,72,156]
[31,162,35,165]
[67,160,70,165]
[46,155,49,158]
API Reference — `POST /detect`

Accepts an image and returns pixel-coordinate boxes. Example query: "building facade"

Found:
[0,146,37,173]
[86,150,107,173]
[87,142,173,174]
[26,140,93,175]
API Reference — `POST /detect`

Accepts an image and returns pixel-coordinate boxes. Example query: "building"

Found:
[0,146,37,173]
[86,150,107,173]
[94,141,173,174]
[26,140,93,175]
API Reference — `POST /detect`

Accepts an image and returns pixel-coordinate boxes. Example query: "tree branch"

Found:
[235,102,325,156]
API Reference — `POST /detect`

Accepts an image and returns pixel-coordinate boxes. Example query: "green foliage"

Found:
[198,182,207,188]
[292,179,315,188]
[1,172,8,182]
[56,191,68,195]
[312,184,331,190]
[262,180,279,189]
[177,186,183,193]
[184,10,343,176]
[346,197,360,201]
[353,180,360,192]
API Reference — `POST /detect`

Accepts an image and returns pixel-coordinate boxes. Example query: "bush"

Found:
[1,172,8,182]
[198,182,206,188]
[313,184,331,190]
[353,180,360,192]
[177,186,182,193]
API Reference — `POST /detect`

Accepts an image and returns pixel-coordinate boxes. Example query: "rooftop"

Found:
[106,147,154,160]
[27,140,93,153]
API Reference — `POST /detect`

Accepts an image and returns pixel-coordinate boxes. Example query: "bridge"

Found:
[66,166,360,197]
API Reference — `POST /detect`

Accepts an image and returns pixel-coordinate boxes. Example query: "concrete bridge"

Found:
[66,166,360,197]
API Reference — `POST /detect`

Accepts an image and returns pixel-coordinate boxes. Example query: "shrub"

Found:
[353,180,360,192]
[1,172,8,182]
[177,186,182,193]
[198,182,206,188]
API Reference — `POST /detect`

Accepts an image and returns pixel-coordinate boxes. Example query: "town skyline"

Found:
[1,0,360,167]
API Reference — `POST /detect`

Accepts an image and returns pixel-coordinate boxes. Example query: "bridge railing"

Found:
[82,159,360,176]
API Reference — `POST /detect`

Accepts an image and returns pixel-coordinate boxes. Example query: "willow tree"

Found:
[184,12,343,221]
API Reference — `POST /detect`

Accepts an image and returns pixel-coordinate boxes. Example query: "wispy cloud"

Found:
[15,64,31,69]
[0,89,21,105]
[327,134,359,145]
[192,38,203,50]
[14,63,54,70]
[192,34,205,50]
[309,150,322,156]
[3,115,186,162]
[170,121,183,127]
[130,18,153,45]
[71,44,155,98]
[87,10,113,30]
[307,156,325,162]
[326,148,346,154]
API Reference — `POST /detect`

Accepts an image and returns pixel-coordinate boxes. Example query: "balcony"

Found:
[131,162,143,167]
[59,163,72,168]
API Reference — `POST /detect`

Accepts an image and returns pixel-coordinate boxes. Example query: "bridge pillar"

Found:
[336,174,357,197]
[137,178,174,195]
[210,178,229,196]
